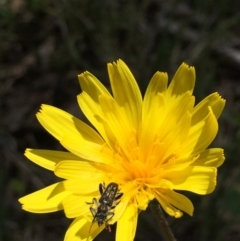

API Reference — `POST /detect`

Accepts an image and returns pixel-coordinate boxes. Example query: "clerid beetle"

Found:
[87,182,123,233]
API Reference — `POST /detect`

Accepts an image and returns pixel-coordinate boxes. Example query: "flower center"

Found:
[105,133,160,209]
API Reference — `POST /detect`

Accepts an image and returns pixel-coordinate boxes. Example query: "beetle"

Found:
[87,182,123,233]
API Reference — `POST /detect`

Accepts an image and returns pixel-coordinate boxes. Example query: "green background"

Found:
[1,0,240,240]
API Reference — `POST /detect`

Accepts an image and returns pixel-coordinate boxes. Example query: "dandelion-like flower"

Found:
[19,60,225,241]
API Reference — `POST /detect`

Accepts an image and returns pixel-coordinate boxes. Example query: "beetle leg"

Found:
[86,197,99,206]
[99,182,106,195]
[109,203,117,209]
[88,199,99,233]
[106,211,114,221]
[103,211,115,232]
[114,192,123,201]
[89,216,97,233]
[89,207,97,217]
[111,194,123,208]
[93,198,99,206]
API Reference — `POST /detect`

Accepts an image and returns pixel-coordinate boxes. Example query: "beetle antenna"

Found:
[107,224,112,232]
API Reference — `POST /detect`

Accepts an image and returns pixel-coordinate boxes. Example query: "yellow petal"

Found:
[161,155,198,173]
[25,149,80,171]
[36,104,104,144]
[21,203,62,213]
[161,112,191,162]
[142,71,168,121]
[108,201,129,224]
[166,166,217,194]
[78,71,111,102]
[98,94,134,159]
[155,192,183,218]
[140,93,165,158]
[193,148,225,167]
[179,107,218,156]
[63,178,103,194]
[158,92,194,144]
[167,62,195,97]
[60,134,114,165]
[116,203,138,241]
[64,217,104,241]
[155,189,194,216]
[77,92,116,150]
[107,59,142,130]
[164,91,194,124]
[19,182,70,213]
[148,109,192,167]
[54,160,105,179]
[62,194,94,218]
[191,92,225,124]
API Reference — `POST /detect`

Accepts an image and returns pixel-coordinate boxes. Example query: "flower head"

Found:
[19,60,225,241]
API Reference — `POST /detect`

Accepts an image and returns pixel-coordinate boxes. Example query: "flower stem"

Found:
[150,204,177,241]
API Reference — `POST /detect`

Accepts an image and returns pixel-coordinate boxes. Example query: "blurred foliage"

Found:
[1,0,240,240]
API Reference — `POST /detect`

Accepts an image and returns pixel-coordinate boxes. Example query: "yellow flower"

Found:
[19,60,225,241]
